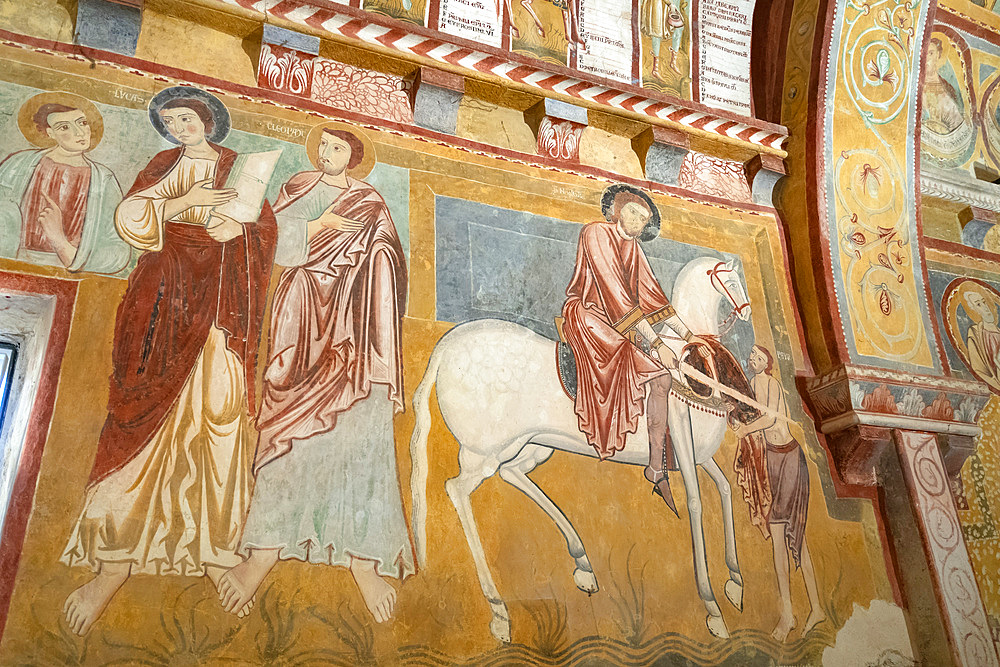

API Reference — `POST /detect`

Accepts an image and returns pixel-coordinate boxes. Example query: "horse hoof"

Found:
[573,567,599,594]
[724,578,743,612]
[706,612,730,639]
[489,609,511,643]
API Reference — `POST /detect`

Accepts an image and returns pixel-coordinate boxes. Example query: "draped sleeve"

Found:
[115,154,216,252]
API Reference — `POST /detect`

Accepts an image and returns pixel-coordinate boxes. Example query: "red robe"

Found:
[252,172,407,471]
[88,144,277,485]
[561,221,674,458]
[20,156,90,252]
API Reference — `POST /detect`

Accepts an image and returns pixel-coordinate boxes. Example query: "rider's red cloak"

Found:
[561,220,673,459]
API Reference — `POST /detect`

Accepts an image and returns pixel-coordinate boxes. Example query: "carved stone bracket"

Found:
[826,424,893,487]
[411,67,465,135]
[524,98,588,163]
[938,433,978,502]
[961,207,1000,251]
[636,126,690,187]
[800,364,990,490]
[257,25,320,97]
[744,153,787,207]
[76,0,143,56]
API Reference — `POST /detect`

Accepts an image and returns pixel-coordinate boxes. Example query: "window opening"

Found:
[0,342,16,437]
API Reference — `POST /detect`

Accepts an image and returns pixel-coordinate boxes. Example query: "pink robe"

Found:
[561,221,673,459]
[253,172,407,471]
[20,156,90,252]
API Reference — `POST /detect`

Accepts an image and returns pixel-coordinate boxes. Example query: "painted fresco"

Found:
[0,37,900,665]
[920,25,1000,174]
[639,0,691,96]
[925,247,1000,650]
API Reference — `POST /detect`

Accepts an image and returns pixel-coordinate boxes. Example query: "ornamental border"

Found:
[215,0,789,151]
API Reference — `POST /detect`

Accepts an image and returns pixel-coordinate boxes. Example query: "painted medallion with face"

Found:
[942,278,1000,394]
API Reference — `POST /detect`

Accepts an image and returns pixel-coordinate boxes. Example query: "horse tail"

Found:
[410,340,444,568]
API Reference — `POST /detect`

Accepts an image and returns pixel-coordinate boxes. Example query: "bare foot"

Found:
[206,564,255,618]
[218,550,278,616]
[350,558,397,623]
[63,562,130,636]
[803,608,827,634]
[771,612,795,642]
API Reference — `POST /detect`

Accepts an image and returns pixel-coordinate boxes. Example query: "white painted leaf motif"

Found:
[287,58,311,96]
[260,44,285,90]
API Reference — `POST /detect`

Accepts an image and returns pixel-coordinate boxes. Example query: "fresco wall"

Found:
[916,3,1000,653]
[0,21,912,665]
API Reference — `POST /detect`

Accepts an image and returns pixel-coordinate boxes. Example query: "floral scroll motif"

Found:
[842,0,916,131]
[827,0,935,366]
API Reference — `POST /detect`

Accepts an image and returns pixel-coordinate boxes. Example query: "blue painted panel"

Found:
[75,0,142,56]
[262,24,321,55]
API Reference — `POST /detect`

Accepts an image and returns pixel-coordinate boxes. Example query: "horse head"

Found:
[707,259,752,322]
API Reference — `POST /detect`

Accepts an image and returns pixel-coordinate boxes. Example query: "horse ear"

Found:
[725,258,736,272]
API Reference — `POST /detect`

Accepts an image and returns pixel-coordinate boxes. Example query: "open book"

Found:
[213,149,282,222]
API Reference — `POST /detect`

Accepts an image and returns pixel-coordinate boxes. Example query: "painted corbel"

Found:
[75,0,143,56]
[635,126,690,187]
[744,153,787,207]
[523,98,588,162]
[411,67,466,136]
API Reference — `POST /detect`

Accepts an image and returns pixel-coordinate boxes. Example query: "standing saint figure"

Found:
[963,287,1000,393]
[517,0,585,51]
[0,92,130,274]
[731,344,825,642]
[641,0,685,80]
[218,123,413,624]
[60,86,278,636]
[561,184,709,514]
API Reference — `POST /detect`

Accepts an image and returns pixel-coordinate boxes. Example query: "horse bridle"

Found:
[707,262,750,336]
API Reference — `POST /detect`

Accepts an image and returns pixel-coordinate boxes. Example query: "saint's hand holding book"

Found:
[207,149,282,241]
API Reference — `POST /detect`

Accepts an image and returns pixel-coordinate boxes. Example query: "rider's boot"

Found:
[645,375,678,517]
[651,433,678,517]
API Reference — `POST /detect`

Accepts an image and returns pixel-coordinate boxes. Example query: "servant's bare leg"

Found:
[769,523,795,641]
[63,560,130,636]
[800,539,827,632]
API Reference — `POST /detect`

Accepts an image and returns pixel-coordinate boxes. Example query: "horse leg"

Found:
[445,449,511,642]
[701,457,743,612]
[673,404,730,639]
[497,444,598,594]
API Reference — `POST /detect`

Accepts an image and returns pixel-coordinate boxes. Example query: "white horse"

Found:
[409,255,752,642]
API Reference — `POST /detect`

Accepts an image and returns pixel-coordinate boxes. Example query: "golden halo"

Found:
[305,121,376,180]
[17,91,104,150]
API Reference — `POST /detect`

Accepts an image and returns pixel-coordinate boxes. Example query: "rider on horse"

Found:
[561,184,710,514]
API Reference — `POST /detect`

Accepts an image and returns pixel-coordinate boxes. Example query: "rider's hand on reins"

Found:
[689,335,713,359]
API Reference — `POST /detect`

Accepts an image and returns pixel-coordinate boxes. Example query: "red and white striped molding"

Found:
[216,0,788,151]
